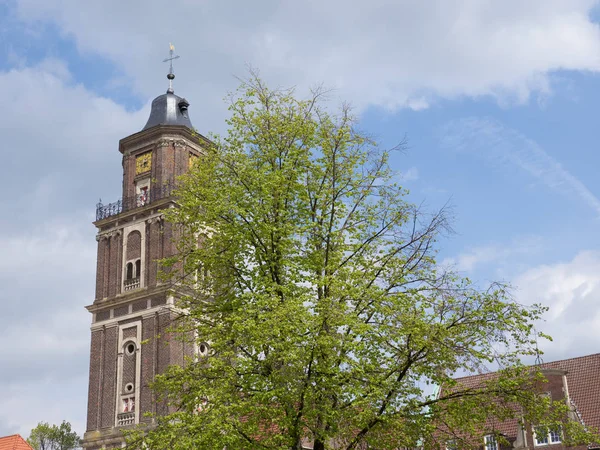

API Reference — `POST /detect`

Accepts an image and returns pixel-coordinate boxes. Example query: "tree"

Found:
[131,74,595,449]
[27,421,80,450]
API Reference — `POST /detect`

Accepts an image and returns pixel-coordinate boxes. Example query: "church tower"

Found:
[82,55,204,449]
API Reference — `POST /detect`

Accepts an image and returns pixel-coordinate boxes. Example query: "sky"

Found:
[1,0,600,440]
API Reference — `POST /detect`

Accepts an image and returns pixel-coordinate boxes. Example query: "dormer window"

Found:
[534,425,562,446]
[484,434,498,450]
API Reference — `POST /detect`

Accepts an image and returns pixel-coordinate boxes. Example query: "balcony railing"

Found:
[124,277,140,291]
[117,412,135,426]
[96,180,176,221]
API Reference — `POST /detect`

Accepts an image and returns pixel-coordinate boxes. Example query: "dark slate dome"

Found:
[143,90,192,130]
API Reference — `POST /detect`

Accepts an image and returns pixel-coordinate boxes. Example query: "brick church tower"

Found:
[82,65,205,449]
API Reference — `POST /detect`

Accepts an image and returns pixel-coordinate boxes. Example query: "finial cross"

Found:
[163,43,180,91]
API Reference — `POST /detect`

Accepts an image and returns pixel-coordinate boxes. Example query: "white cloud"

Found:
[0,221,93,438]
[443,246,600,364]
[514,250,600,362]
[0,60,147,230]
[0,61,143,437]
[0,376,88,440]
[440,117,600,217]
[406,98,430,112]
[10,0,600,114]
[442,235,543,273]
[402,167,419,182]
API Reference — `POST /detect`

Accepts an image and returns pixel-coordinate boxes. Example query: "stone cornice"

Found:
[86,285,171,313]
[82,422,155,448]
[93,199,170,229]
[96,228,123,241]
[90,306,172,331]
[118,125,211,155]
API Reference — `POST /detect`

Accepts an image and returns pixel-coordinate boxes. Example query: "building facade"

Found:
[82,78,206,449]
[448,354,600,450]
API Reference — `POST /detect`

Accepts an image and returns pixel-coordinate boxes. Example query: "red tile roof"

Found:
[541,353,600,431]
[447,353,600,439]
[0,434,33,450]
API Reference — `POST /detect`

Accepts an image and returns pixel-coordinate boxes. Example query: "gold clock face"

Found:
[136,152,152,175]
[189,153,199,169]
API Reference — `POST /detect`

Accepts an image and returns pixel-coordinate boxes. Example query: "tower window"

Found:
[138,186,149,206]
[126,262,133,280]
[123,397,135,412]
[125,342,136,355]
[124,258,142,291]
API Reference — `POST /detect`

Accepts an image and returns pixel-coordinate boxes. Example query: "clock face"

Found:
[136,152,152,175]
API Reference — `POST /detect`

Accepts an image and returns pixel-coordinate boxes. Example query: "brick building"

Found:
[446,353,600,450]
[81,68,208,449]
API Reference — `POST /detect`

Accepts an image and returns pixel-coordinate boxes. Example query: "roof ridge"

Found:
[540,352,600,365]
[452,353,600,381]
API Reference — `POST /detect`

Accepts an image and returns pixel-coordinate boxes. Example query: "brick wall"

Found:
[95,238,106,300]
[107,234,121,298]
[132,300,147,313]
[86,329,102,431]
[140,314,156,423]
[102,238,110,299]
[147,220,161,287]
[113,305,128,318]
[122,327,136,340]
[156,311,172,416]
[100,326,118,429]
[126,231,141,260]
[122,153,136,200]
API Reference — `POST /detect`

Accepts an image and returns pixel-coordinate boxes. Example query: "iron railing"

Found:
[96,181,176,221]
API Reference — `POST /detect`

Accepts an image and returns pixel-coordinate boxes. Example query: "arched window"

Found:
[135,259,141,279]
[126,262,133,280]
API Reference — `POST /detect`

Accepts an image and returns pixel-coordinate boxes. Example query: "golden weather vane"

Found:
[163,43,180,92]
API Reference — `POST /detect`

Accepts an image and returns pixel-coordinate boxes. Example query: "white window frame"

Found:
[114,323,142,426]
[534,425,562,446]
[484,434,498,450]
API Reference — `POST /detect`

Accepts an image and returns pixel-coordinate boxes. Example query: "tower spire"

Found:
[163,43,180,94]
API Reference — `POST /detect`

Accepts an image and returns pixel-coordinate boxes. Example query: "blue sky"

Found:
[1,0,600,440]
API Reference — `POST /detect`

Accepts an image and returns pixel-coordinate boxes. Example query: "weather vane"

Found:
[163,43,180,93]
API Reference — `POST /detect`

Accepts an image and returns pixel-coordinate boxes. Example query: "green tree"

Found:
[27,421,80,450]
[131,74,596,449]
